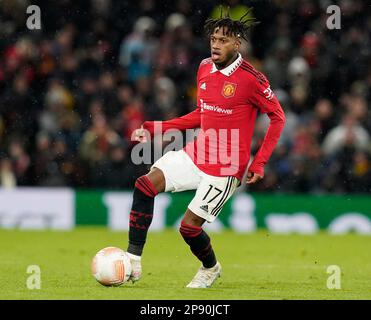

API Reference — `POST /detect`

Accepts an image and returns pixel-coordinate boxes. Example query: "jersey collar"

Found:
[210,53,243,76]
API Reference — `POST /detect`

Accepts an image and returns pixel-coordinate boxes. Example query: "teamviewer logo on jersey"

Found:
[200,99,233,115]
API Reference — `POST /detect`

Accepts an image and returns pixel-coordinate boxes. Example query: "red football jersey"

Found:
[143,53,285,180]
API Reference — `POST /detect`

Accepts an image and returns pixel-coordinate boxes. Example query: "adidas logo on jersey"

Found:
[200,82,206,90]
[200,204,209,212]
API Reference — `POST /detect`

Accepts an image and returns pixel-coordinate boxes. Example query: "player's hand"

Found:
[246,172,263,184]
[134,125,148,143]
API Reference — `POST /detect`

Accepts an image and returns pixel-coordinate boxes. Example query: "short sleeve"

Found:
[249,79,281,114]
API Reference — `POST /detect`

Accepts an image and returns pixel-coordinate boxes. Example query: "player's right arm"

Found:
[134,60,206,142]
[145,107,201,134]
[133,108,201,143]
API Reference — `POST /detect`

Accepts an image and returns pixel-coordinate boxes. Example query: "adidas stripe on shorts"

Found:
[151,150,239,222]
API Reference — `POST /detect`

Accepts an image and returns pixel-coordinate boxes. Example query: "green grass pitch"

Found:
[0,228,370,300]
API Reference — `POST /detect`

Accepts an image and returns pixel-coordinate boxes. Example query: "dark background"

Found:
[0,0,370,193]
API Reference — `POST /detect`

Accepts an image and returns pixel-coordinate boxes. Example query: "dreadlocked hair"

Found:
[204,6,259,42]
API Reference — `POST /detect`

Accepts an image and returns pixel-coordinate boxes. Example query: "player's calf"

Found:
[179,220,217,269]
[127,175,158,257]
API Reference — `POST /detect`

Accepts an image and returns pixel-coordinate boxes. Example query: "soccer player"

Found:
[126,12,286,288]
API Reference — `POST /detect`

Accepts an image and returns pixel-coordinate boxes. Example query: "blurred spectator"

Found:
[39,78,75,134]
[263,38,291,89]
[0,157,16,188]
[119,16,157,82]
[90,143,138,188]
[322,114,370,157]
[313,99,336,143]
[8,139,31,185]
[350,151,371,193]
[287,56,311,90]
[79,114,121,167]
[98,70,120,118]
[121,97,145,143]
[34,132,53,185]
[154,76,176,115]
[1,72,35,136]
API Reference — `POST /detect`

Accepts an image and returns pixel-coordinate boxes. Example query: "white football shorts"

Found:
[151,150,239,222]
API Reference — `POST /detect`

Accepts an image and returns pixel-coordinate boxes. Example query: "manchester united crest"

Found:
[222,81,237,98]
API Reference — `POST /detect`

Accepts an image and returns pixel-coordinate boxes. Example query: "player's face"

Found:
[210,27,240,68]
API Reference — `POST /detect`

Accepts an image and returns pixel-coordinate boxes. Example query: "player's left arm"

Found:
[247,80,286,184]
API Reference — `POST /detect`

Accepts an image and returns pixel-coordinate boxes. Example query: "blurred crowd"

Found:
[0,0,370,193]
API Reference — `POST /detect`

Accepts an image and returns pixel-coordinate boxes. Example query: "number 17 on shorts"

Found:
[188,176,239,223]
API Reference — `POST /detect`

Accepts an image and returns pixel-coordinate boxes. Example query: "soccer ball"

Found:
[91,247,132,286]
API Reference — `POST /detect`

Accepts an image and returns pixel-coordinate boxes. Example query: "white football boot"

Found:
[186,262,222,288]
[127,253,142,282]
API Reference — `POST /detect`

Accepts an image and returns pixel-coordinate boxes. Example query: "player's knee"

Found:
[135,175,159,198]
[145,168,166,193]
[179,219,203,238]
[182,209,205,226]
